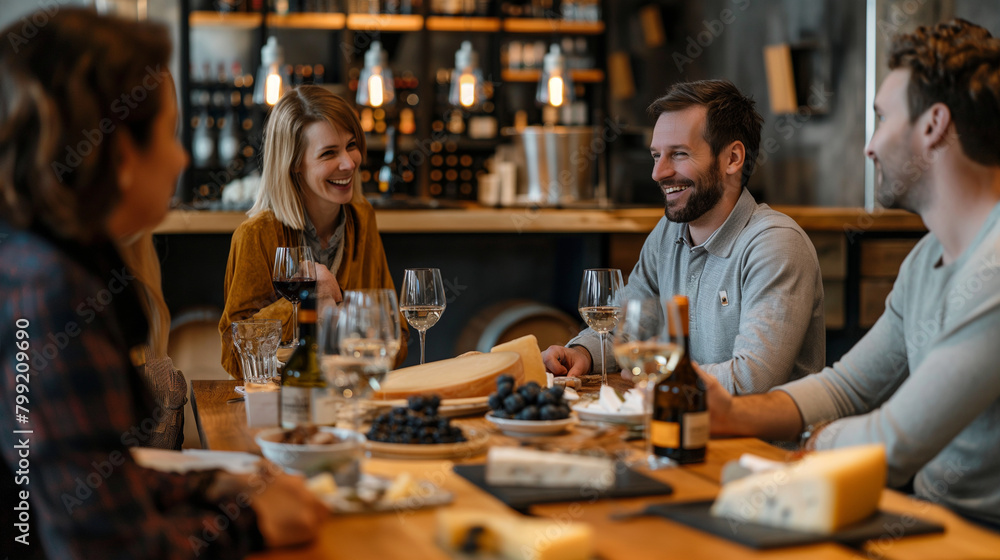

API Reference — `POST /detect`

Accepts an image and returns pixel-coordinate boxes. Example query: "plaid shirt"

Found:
[0,221,264,559]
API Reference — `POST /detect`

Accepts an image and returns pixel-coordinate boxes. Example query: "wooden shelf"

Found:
[501,68,605,83]
[154,207,925,235]
[346,13,423,32]
[503,19,605,34]
[267,12,345,29]
[189,11,261,28]
[425,16,501,32]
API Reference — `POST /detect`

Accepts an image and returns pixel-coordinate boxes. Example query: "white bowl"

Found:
[485,413,577,437]
[255,427,364,475]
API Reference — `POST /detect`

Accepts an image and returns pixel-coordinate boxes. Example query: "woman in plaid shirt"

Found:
[0,9,326,559]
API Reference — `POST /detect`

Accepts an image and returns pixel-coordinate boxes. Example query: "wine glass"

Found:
[578,268,624,385]
[399,268,446,365]
[337,290,400,399]
[613,297,685,470]
[272,246,317,348]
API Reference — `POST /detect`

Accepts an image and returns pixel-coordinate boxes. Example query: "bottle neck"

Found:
[297,319,317,346]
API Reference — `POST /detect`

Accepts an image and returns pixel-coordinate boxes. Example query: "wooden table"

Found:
[191,380,1000,560]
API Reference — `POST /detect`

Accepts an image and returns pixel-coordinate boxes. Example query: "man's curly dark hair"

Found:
[889,19,1000,166]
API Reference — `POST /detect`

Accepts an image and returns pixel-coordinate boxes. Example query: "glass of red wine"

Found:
[272,246,317,348]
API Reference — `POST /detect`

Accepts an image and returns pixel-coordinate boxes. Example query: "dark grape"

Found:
[547,385,565,399]
[488,392,503,411]
[497,382,514,398]
[408,395,426,411]
[537,391,558,406]
[515,405,540,421]
[426,395,441,410]
[539,404,561,420]
[496,374,515,386]
[503,393,526,413]
[518,382,541,402]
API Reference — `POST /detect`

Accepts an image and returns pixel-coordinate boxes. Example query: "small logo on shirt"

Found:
[719,290,729,306]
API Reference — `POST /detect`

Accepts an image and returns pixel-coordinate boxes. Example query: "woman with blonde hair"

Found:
[220,85,406,379]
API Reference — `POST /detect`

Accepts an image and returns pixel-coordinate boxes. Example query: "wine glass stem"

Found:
[599,332,607,385]
[291,301,300,345]
[418,330,427,365]
[643,378,654,460]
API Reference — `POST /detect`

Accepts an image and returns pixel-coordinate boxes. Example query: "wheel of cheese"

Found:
[373,351,524,400]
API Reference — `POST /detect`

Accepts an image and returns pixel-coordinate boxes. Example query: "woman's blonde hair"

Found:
[250,86,366,229]
[118,232,171,363]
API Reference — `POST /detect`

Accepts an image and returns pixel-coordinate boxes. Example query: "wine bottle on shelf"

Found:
[280,288,336,428]
[651,295,708,464]
[377,125,397,195]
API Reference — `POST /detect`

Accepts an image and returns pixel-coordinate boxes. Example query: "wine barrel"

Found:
[454,300,582,355]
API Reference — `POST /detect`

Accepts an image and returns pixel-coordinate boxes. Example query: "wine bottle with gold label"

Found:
[280,287,336,428]
[650,295,708,464]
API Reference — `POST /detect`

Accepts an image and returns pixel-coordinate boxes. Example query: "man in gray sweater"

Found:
[704,19,1000,528]
[543,80,825,395]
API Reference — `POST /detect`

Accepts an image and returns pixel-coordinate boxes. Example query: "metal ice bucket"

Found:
[506,126,597,206]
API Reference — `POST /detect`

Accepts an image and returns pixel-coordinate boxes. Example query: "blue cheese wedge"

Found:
[485,447,615,490]
[710,444,887,533]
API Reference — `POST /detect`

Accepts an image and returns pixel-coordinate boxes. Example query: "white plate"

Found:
[365,396,491,418]
[571,402,645,426]
[315,474,454,514]
[365,428,489,460]
[485,413,577,437]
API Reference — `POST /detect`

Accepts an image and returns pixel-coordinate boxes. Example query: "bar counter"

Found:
[154,206,926,235]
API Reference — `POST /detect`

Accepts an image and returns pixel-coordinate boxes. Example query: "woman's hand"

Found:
[314,263,342,304]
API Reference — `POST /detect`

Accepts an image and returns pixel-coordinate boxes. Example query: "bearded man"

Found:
[543,80,826,395]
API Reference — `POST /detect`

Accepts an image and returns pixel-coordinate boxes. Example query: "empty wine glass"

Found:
[272,246,317,348]
[613,297,686,470]
[399,268,446,365]
[578,268,624,386]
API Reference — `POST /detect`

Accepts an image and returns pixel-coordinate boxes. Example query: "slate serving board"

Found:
[645,500,945,550]
[453,464,673,512]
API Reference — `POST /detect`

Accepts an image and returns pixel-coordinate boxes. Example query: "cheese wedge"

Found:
[710,444,886,533]
[373,351,524,399]
[491,335,547,386]
[486,447,615,490]
[437,508,594,560]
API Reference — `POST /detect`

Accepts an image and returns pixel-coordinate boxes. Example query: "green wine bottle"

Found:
[279,287,334,428]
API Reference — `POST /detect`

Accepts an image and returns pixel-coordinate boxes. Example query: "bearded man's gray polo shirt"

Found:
[570,188,825,394]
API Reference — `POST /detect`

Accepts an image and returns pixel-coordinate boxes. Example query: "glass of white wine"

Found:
[578,268,624,386]
[399,268,446,365]
[613,297,685,470]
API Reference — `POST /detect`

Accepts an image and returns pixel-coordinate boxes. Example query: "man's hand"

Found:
[252,472,328,548]
[541,345,592,377]
[314,263,342,304]
[693,362,734,434]
[693,361,804,440]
